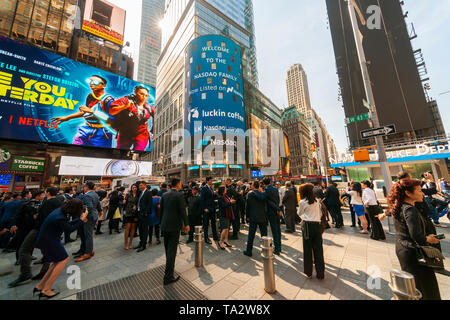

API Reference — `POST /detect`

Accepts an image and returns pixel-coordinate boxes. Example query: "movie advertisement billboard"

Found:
[59,156,152,176]
[185,35,246,140]
[82,0,126,46]
[0,36,155,152]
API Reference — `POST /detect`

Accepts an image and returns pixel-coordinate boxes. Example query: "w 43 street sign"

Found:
[345,113,370,124]
[360,125,396,139]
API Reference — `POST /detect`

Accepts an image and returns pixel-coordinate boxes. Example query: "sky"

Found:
[110,0,450,155]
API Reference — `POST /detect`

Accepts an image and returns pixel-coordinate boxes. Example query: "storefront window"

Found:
[0,0,17,37]
[11,0,33,40]
[29,0,50,45]
[402,163,432,179]
[347,168,370,182]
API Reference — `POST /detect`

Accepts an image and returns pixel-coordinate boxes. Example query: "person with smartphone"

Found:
[34,199,88,299]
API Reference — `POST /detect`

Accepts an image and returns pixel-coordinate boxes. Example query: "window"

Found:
[234,48,238,55]
[207,77,213,84]
[196,65,201,72]
[211,63,217,70]
[231,55,235,63]
[201,52,206,58]
[201,93,207,100]
[233,95,237,102]
[227,65,232,73]
[222,78,227,85]
[218,92,224,100]
[206,40,212,47]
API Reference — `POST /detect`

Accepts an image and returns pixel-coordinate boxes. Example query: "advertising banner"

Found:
[0,36,155,152]
[11,157,45,173]
[0,148,12,171]
[82,0,126,46]
[59,156,152,177]
[185,35,246,140]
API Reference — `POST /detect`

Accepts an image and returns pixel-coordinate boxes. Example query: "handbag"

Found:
[319,201,331,234]
[415,213,445,269]
[113,207,122,220]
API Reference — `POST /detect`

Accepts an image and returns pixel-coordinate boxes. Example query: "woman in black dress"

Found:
[34,199,87,299]
[387,178,441,300]
[217,186,236,250]
[124,185,139,250]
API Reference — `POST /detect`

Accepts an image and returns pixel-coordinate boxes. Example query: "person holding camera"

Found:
[421,171,448,228]
[34,199,88,299]
[109,85,155,151]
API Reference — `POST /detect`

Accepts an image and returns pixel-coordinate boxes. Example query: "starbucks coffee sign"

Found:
[12,157,45,173]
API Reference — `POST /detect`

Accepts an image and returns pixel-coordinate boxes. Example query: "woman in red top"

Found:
[109,86,154,151]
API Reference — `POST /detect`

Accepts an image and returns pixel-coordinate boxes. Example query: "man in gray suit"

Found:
[76,182,101,262]
[160,178,189,285]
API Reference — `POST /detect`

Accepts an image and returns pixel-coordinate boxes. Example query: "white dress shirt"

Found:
[297,199,321,222]
[362,188,378,206]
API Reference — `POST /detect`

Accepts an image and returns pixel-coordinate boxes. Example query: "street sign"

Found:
[360,125,396,139]
[345,112,370,124]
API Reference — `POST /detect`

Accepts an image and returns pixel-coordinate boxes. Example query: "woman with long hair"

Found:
[387,178,441,300]
[349,183,369,234]
[34,199,88,299]
[298,184,325,280]
[362,181,386,241]
[217,186,236,250]
[123,185,139,249]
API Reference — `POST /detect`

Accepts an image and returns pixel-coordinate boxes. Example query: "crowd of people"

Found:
[0,171,447,300]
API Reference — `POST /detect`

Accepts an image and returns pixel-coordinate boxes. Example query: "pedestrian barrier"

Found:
[194,226,203,267]
[261,237,276,294]
[389,269,422,300]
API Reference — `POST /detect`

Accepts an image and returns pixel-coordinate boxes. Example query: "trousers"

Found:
[80,216,96,254]
[302,222,325,278]
[138,213,149,247]
[163,230,180,281]
[19,229,50,278]
[203,211,218,240]
[245,222,268,254]
[328,205,343,227]
[285,208,297,232]
[231,206,241,235]
[267,213,282,253]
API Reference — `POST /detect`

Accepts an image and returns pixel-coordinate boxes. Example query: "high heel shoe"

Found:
[33,287,41,296]
[38,291,60,300]
[224,242,232,248]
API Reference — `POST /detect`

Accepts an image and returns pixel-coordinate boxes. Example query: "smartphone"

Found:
[434,234,446,240]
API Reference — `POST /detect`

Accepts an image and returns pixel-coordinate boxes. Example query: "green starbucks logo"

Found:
[0,148,11,163]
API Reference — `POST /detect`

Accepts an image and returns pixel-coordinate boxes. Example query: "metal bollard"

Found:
[261,237,276,294]
[389,269,422,300]
[194,226,203,267]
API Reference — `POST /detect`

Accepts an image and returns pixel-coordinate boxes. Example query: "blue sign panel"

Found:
[185,35,245,139]
[0,36,155,152]
[251,170,264,178]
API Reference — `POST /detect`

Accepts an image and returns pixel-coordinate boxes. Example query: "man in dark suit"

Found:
[262,178,282,255]
[243,181,267,257]
[158,183,168,197]
[135,181,153,252]
[186,186,202,244]
[226,179,240,240]
[160,178,189,285]
[200,177,218,244]
[313,181,325,200]
[282,181,298,233]
[75,182,101,262]
[324,181,343,228]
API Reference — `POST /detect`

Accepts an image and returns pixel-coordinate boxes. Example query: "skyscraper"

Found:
[146,0,261,180]
[286,64,312,114]
[137,0,165,87]
[326,0,445,149]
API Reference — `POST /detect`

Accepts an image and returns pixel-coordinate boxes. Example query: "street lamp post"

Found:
[347,0,394,233]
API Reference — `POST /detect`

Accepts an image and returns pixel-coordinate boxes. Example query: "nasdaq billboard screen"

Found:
[185,35,246,141]
[0,36,155,152]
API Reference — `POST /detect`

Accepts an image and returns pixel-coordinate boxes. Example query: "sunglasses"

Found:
[86,79,104,86]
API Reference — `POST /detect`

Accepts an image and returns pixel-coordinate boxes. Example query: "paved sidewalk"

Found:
[0,209,449,300]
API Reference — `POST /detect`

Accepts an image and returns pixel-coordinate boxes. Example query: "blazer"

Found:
[218,195,233,219]
[188,195,202,218]
[324,185,341,207]
[246,190,267,224]
[160,189,188,233]
[263,185,280,216]
[313,187,325,200]
[137,189,153,216]
[282,188,298,212]
[83,191,100,221]
[200,184,216,213]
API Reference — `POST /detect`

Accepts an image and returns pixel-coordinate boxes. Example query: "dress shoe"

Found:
[137,247,146,253]
[133,245,142,250]
[65,238,76,244]
[75,254,91,262]
[205,239,212,244]
[274,251,281,256]
[39,291,60,300]
[8,276,31,288]
[90,251,95,257]
[243,251,252,257]
[95,231,104,235]
[163,276,180,286]
[72,250,82,256]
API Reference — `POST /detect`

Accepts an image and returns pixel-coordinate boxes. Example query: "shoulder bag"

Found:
[415,212,445,269]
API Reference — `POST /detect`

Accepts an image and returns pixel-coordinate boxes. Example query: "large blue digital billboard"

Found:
[0,36,155,152]
[185,35,246,139]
